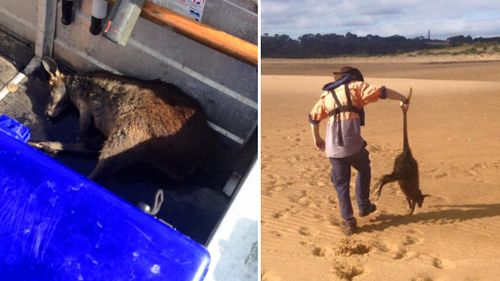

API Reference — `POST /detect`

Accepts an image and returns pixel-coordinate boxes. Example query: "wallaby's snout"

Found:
[45,102,59,118]
[417,194,430,208]
[44,87,69,118]
[45,106,53,118]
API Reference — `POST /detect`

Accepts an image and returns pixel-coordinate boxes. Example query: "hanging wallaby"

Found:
[372,88,429,215]
[31,57,214,181]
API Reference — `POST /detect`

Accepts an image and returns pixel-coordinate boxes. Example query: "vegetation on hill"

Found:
[261,33,500,58]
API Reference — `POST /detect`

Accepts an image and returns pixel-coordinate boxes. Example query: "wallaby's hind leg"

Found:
[407,198,412,209]
[408,200,417,215]
[88,155,130,181]
[88,127,147,181]
[88,148,142,181]
[373,173,401,199]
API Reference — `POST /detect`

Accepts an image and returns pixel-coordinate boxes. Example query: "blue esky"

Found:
[262,0,500,39]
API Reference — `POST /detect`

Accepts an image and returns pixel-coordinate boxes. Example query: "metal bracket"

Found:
[35,0,58,58]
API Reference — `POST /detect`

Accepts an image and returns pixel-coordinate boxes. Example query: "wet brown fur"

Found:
[33,57,214,181]
[372,89,429,215]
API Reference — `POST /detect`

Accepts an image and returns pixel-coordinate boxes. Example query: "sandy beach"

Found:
[261,56,500,280]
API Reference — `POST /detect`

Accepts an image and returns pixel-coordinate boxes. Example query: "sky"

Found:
[262,0,500,39]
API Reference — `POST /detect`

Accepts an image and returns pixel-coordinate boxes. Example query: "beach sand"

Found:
[261,57,500,280]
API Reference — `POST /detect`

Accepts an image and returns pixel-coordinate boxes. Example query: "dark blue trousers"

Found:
[329,147,372,221]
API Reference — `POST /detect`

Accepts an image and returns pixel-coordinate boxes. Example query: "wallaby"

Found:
[31,57,214,181]
[372,88,429,215]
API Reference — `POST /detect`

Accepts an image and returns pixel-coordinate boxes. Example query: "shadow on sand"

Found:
[358,203,500,233]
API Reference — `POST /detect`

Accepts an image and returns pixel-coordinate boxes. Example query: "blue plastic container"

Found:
[0,116,210,281]
[0,114,31,143]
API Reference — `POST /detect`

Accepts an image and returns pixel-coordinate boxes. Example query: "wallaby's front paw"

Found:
[29,141,44,149]
[28,141,61,154]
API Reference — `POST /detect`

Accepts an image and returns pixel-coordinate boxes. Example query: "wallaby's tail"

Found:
[403,88,412,151]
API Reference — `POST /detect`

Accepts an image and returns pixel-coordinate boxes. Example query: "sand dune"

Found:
[261,59,500,280]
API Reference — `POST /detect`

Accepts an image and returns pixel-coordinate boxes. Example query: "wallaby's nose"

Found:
[45,107,53,118]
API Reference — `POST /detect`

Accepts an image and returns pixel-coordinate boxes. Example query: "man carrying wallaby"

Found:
[308,66,410,235]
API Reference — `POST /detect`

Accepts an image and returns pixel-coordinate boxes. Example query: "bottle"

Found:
[61,0,74,25]
[103,0,145,46]
[90,0,108,35]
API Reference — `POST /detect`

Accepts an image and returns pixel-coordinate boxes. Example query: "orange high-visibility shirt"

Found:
[309,81,383,158]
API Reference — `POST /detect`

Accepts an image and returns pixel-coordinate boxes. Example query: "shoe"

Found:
[342,218,357,236]
[359,203,377,217]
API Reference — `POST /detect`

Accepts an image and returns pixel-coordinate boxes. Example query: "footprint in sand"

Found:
[471,162,490,170]
[313,213,326,220]
[273,175,294,186]
[298,200,313,208]
[367,144,382,153]
[312,246,326,257]
[287,155,302,164]
[329,216,342,227]
[422,165,450,179]
[298,226,311,236]
[272,210,286,219]
[393,247,407,260]
[316,180,327,187]
[432,257,443,269]
[265,173,280,182]
[262,187,274,197]
[369,240,389,253]
[272,206,299,220]
[332,262,364,281]
[335,238,371,256]
[402,235,420,246]
[431,170,448,179]
[270,230,282,238]
[419,254,455,270]
[462,169,477,177]
[327,195,337,205]
[300,167,310,173]
[434,257,455,269]
[282,136,302,142]
[289,190,308,204]
[308,179,329,187]
[391,233,422,259]
[308,164,323,172]
[367,143,393,155]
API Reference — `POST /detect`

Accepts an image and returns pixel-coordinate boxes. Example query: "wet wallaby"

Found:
[372,88,429,215]
[31,57,214,181]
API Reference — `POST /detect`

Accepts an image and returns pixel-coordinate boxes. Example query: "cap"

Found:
[333,66,355,74]
[333,66,364,82]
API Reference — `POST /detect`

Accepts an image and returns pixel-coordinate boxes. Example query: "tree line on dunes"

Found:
[261,33,500,58]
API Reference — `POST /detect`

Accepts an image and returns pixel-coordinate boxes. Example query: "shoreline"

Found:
[261,56,500,82]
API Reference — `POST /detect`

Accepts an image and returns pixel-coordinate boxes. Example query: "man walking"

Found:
[308,66,409,235]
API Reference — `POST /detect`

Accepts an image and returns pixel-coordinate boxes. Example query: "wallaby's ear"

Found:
[407,87,413,103]
[42,56,59,78]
